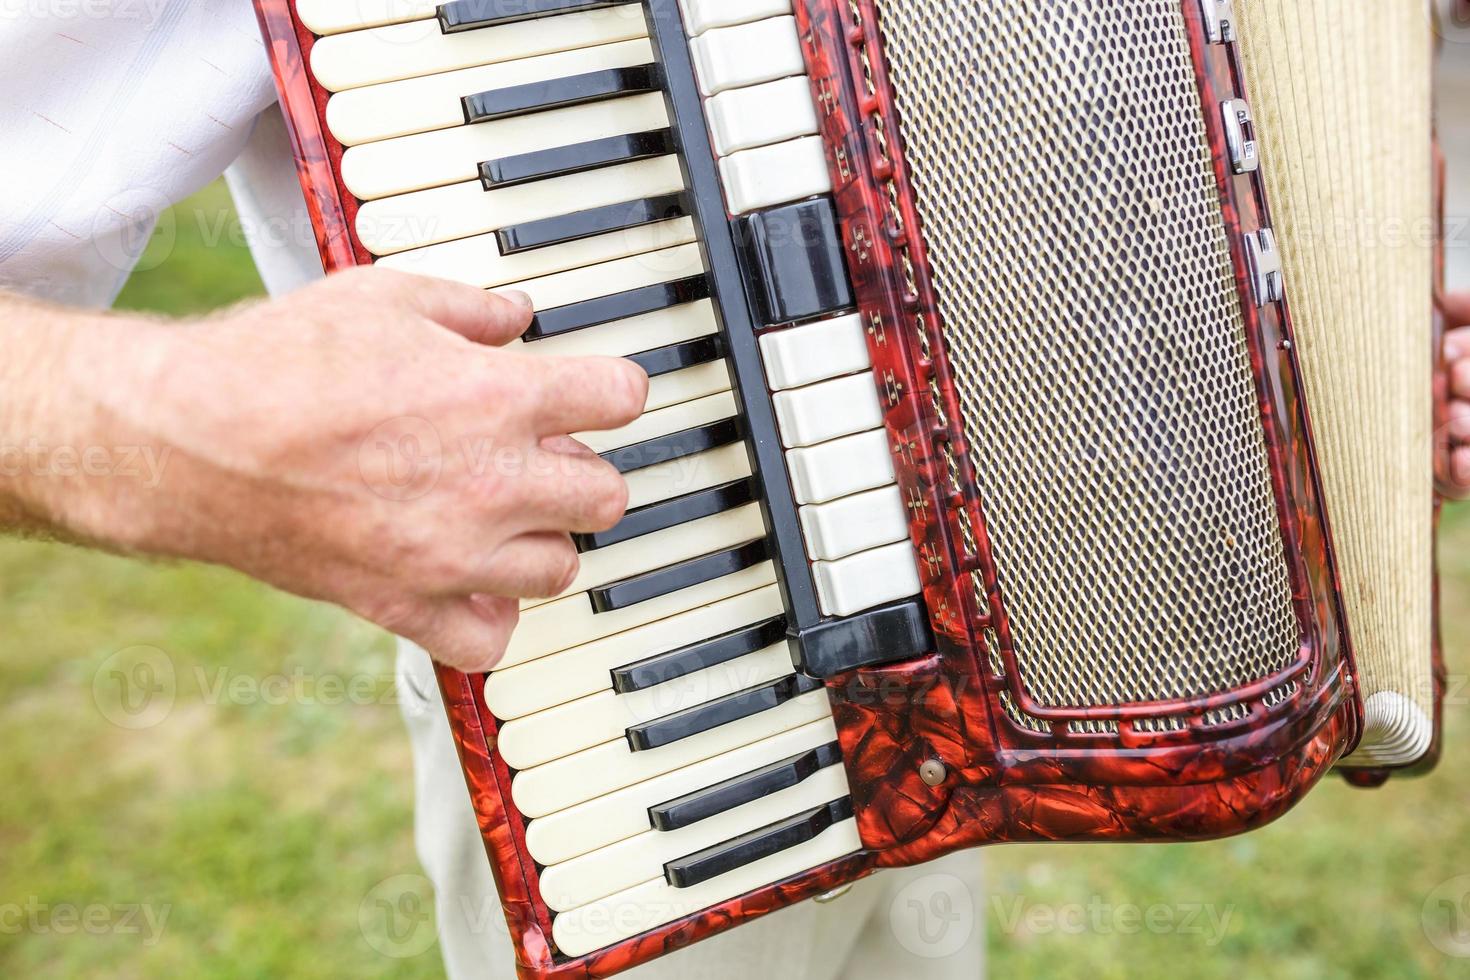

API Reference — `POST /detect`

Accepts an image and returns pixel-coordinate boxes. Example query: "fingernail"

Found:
[498,289,534,311]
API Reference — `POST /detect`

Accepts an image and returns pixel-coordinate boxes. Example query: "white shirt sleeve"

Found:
[0,0,282,307]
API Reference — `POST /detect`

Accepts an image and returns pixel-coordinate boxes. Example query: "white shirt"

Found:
[0,0,320,305]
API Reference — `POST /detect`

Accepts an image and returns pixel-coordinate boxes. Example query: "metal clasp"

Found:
[1199,0,1237,44]
[1246,228,1285,306]
[1221,99,1260,174]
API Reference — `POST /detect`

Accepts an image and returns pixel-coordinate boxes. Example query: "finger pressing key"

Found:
[515,446,631,534]
[527,354,649,436]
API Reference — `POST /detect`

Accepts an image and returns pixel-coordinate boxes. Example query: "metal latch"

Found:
[1221,99,1260,174]
[1199,0,1237,44]
[1246,228,1285,306]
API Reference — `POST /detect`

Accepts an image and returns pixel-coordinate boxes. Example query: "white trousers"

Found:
[397,641,987,980]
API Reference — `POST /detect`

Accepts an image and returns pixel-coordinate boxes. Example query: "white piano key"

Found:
[812,540,921,617]
[706,75,819,156]
[340,92,670,199]
[689,15,804,97]
[643,360,732,414]
[679,0,793,37]
[552,818,862,956]
[511,685,831,817]
[575,390,737,455]
[523,502,764,609]
[503,560,776,668]
[786,429,894,505]
[487,583,783,719]
[310,6,649,91]
[356,155,686,255]
[799,485,908,563]
[508,243,707,311]
[773,371,883,449]
[719,135,832,214]
[523,716,836,866]
[296,0,435,35]
[497,641,792,770]
[624,441,752,511]
[374,216,696,287]
[539,760,847,912]
[758,312,871,391]
[325,38,655,145]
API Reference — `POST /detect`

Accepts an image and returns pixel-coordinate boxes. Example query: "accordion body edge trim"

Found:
[797,0,1360,862]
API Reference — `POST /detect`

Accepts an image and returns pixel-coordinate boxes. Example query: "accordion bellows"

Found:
[1239,0,1435,766]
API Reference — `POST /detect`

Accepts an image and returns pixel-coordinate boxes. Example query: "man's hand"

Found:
[1443,293,1470,487]
[0,268,647,671]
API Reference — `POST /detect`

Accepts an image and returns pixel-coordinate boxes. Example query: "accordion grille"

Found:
[876,0,1301,710]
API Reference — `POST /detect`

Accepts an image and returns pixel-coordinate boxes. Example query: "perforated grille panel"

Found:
[875,0,1301,709]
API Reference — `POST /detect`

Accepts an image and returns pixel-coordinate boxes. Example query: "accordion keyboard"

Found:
[295,0,938,957]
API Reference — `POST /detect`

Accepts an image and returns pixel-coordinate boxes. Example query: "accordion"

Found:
[256,0,1451,974]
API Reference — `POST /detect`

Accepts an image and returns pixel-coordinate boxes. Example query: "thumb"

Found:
[407,594,519,674]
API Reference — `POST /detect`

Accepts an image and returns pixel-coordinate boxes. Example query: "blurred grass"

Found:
[3,181,1469,979]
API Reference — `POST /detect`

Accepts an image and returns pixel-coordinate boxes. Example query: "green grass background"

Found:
[2,182,1469,979]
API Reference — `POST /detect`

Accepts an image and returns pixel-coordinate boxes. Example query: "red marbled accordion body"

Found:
[253,1,1441,975]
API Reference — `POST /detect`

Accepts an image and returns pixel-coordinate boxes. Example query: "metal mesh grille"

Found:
[875,0,1301,708]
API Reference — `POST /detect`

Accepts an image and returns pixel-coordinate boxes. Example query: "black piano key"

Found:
[664,797,854,888]
[497,192,689,255]
[733,197,855,326]
[439,0,631,33]
[463,64,661,125]
[649,741,843,832]
[524,275,710,341]
[624,335,722,379]
[591,538,769,614]
[792,600,935,677]
[611,614,787,693]
[625,671,822,752]
[576,476,757,554]
[480,128,676,190]
[598,416,741,475]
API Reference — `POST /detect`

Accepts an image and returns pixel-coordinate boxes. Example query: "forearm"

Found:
[0,291,171,549]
